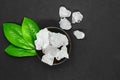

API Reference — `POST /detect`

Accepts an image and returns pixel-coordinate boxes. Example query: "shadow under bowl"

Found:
[36,27,71,66]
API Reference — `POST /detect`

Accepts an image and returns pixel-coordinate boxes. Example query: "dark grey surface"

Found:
[0,0,120,80]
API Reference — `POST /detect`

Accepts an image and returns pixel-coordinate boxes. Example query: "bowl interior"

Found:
[36,27,71,65]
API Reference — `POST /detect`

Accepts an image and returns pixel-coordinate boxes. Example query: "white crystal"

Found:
[73,30,85,39]
[72,11,83,23]
[49,32,68,48]
[55,46,69,61]
[35,28,49,50]
[59,18,72,30]
[43,45,60,57]
[59,6,71,18]
[41,53,54,66]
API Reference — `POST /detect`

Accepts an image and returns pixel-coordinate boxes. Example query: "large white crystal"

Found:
[41,53,54,66]
[72,11,83,23]
[42,45,60,57]
[55,46,69,61]
[59,6,71,18]
[35,28,49,50]
[49,32,68,48]
[59,18,72,30]
[73,30,85,39]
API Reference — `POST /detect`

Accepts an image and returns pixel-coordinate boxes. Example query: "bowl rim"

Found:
[36,27,72,66]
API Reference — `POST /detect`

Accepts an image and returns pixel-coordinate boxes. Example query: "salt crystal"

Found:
[59,18,72,30]
[35,28,49,50]
[43,45,60,57]
[59,6,71,18]
[72,11,83,23]
[41,53,54,66]
[73,30,85,39]
[49,32,68,47]
[55,46,69,61]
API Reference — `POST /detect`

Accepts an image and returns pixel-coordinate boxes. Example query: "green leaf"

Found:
[22,17,40,48]
[5,45,36,57]
[3,23,33,49]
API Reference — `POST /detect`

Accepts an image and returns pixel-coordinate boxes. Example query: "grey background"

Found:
[0,0,120,80]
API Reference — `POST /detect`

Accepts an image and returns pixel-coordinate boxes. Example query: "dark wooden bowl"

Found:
[36,27,71,66]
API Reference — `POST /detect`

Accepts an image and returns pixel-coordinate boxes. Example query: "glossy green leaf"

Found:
[22,17,40,47]
[5,45,36,57]
[3,23,33,49]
